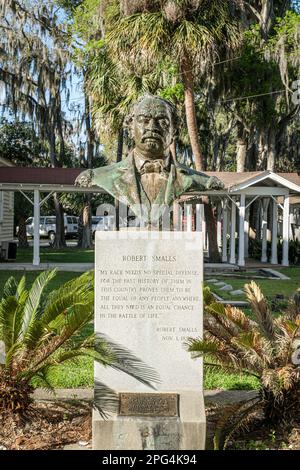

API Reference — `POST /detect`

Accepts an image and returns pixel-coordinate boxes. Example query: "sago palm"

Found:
[187,282,300,449]
[0,270,158,416]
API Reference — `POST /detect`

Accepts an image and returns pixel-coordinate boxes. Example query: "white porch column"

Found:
[186,204,193,232]
[244,207,249,258]
[222,202,228,263]
[229,198,236,264]
[238,194,246,267]
[271,198,278,265]
[217,203,222,251]
[261,198,270,263]
[33,189,40,266]
[282,195,290,266]
[196,204,204,232]
[202,219,207,250]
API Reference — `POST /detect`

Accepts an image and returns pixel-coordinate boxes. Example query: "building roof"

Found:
[206,171,300,191]
[0,167,81,184]
[0,167,299,194]
[205,171,262,188]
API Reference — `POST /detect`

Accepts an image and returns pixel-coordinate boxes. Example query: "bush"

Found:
[0,270,158,416]
[188,283,300,449]
[248,238,300,264]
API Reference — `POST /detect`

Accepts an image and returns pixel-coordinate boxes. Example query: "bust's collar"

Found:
[132,149,171,172]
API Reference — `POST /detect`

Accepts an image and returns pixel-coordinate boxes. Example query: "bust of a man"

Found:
[76,94,223,223]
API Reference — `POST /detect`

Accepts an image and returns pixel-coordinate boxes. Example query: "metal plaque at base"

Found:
[119,393,179,417]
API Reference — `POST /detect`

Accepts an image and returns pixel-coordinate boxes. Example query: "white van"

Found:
[26,215,78,242]
[91,215,115,238]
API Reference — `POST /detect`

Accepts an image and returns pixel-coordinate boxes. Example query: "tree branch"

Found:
[244,1,262,22]
[224,103,251,133]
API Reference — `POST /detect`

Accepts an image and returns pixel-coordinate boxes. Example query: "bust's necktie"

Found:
[140,160,165,175]
[139,159,168,203]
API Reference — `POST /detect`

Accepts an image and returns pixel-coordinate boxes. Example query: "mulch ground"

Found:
[206,404,300,450]
[0,400,92,450]
[1,400,300,450]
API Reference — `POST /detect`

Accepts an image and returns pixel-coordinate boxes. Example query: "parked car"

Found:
[92,215,115,238]
[91,214,139,237]
[26,215,78,242]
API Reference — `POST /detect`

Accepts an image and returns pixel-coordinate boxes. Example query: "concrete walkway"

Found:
[33,387,258,404]
[0,263,93,271]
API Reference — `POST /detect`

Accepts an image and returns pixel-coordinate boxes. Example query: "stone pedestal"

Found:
[93,230,205,450]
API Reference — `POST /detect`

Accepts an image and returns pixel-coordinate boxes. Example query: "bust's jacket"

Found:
[76,152,223,223]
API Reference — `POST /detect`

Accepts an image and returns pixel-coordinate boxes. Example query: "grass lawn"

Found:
[206,267,300,303]
[31,356,259,390]
[16,246,94,263]
[0,270,82,297]
[2,266,293,391]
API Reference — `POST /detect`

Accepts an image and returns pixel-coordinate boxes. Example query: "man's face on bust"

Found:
[133,97,173,159]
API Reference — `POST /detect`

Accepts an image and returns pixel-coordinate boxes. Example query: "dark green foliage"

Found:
[248,238,300,264]
[0,270,158,416]
[0,119,46,166]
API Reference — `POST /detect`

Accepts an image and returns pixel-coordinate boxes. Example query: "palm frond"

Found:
[30,368,56,394]
[203,286,215,306]
[93,380,118,419]
[16,276,26,299]
[244,281,276,341]
[214,398,261,450]
[25,302,94,376]
[231,331,272,370]
[42,271,94,328]
[0,296,19,352]
[95,333,160,389]
[21,269,57,341]
[2,276,18,298]
[186,337,219,356]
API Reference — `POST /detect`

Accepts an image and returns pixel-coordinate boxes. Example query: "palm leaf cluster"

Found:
[106,0,242,71]
[187,282,300,448]
[0,270,159,416]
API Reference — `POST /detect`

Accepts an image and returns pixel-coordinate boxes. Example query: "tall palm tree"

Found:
[106,0,243,171]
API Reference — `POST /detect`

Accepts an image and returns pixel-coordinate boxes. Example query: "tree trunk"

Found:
[78,198,92,249]
[52,193,66,248]
[77,89,94,248]
[115,127,124,231]
[17,216,29,248]
[257,128,268,169]
[236,123,247,172]
[267,126,276,171]
[180,55,219,260]
[260,0,274,40]
[204,198,221,262]
[85,91,94,169]
[180,54,204,171]
[47,122,66,248]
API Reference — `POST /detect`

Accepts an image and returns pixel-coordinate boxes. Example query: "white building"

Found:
[0,157,14,248]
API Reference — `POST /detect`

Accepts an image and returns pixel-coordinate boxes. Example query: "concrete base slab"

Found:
[261,268,290,280]
[220,285,233,291]
[230,289,244,296]
[93,392,206,450]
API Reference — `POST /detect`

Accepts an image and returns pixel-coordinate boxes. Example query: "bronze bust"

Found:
[76,94,223,224]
